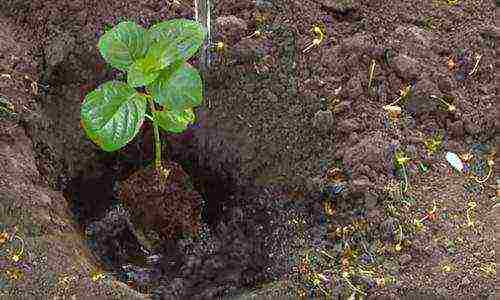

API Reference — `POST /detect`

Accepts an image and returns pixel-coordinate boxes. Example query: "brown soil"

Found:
[0,0,497,299]
[118,161,203,241]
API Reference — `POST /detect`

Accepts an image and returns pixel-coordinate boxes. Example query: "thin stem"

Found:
[148,98,162,171]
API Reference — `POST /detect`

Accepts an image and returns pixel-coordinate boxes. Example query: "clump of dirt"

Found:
[118,161,203,241]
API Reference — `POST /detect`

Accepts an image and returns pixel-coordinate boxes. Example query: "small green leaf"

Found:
[148,62,203,110]
[98,21,149,71]
[148,19,206,63]
[146,40,184,70]
[153,108,195,133]
[81,81,147,151]
[127,57,162,87]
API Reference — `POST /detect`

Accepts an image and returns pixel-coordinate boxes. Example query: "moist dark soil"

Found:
[117,161,203,241]
[0,0,497,299]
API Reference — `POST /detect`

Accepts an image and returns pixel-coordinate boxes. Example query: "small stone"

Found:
[364,192,378,210]
[334,101,352,113]
[215,15,248,44]
[341,33,374,55]
[395,26,431,50]
[462,277,470,285]
[437,75,453,92]
[230,38,264,64]
[313,109,334,135]
[351,177,373,192]
[446,120,464,138]
[337,118,360,134]
[392,54,421,81]
[319,0,356,14]
[399,254,412,265]
[345,74,364,98]
[408,77,441,114]
[45,32,75,67]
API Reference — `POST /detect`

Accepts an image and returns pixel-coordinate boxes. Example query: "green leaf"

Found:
[148,62,203,110]
[153,108,195,133]
[127,57,162,87]
[98,21,149,71]
[81,81,147,151]
[148,19,206,63]
[127,40,183,87]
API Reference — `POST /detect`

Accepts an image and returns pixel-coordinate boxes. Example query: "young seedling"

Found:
[429,94,456,112]
[302,24,326,53]
[421,16,435,31]
[80,20,206,180]
[383,48,393,65]
[0,95,16,118]
[394,150,411,193]
[471,155,494,184]
[9,235,24,263]
[413,201,438,231]
[387,83,413,107]
[424,131,444,155]
[212,40,228,65]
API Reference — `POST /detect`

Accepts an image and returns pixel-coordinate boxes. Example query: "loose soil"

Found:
[0,0,497,299]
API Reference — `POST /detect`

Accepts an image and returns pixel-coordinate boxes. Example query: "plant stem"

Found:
[148,98,162,171]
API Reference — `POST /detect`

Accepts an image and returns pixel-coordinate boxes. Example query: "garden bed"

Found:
[0,0,497,299]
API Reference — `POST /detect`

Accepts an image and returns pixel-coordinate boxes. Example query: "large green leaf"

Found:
[98,21,149,71]
[148,19,206,63]
[81,81,147,151]
[153,108,195,133]
[147,62,202,110]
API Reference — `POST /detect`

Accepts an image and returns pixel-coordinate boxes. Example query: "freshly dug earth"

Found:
[0,0,497,299]
[118,161,203,241]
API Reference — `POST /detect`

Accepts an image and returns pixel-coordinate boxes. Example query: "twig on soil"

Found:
[469,53,482,76]
[395,224,403,252]
[368,59,376,92]
[246,30,263,39]
[465,201,476,227]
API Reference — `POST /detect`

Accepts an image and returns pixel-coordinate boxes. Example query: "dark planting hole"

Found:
[62,134,237,293]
